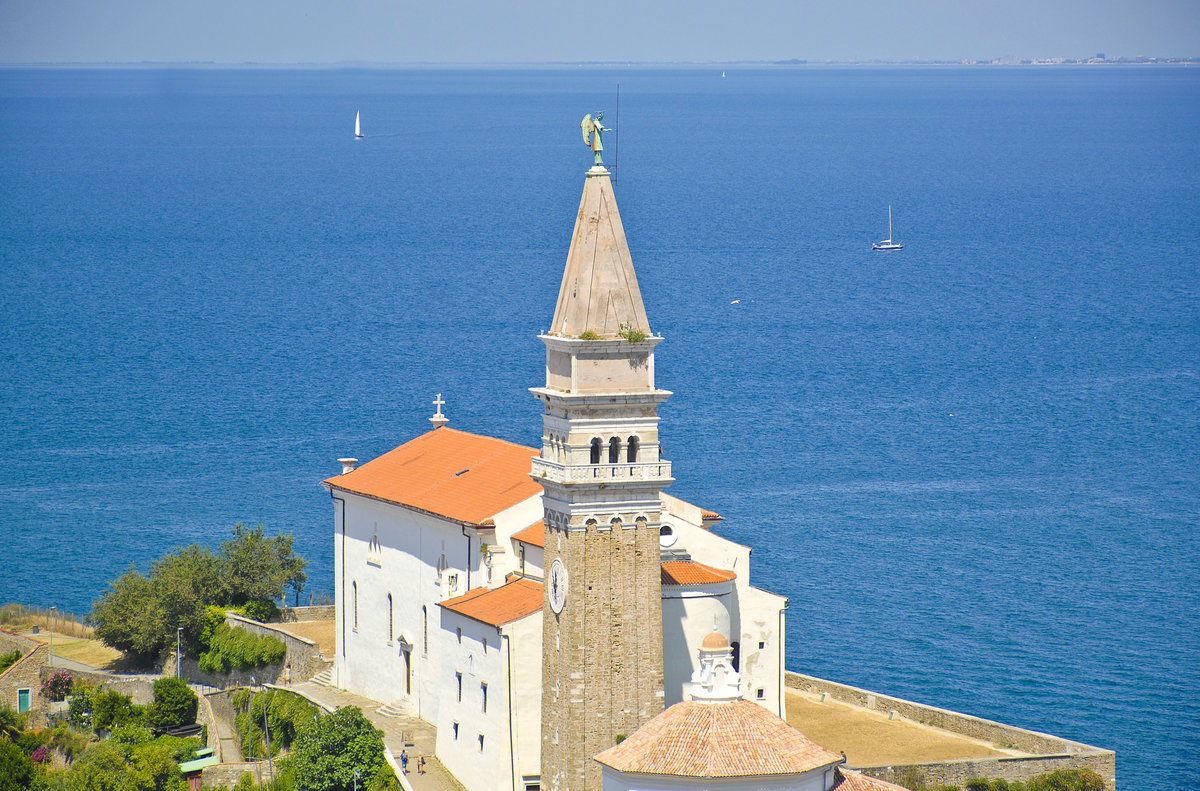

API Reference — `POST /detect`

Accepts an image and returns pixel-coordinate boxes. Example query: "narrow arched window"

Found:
[731,640,741,672]
[590,438,601,464]
[608,437,620,464]
[387,593,393,643]
[422,605,428,655]
[352,581,358,630]
[627,436,639,463]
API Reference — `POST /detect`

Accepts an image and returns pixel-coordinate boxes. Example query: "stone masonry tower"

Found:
[533,117,672,791]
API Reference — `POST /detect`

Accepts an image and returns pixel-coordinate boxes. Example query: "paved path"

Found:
[290,682,465,791]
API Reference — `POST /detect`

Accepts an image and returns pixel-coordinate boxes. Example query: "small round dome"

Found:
[701,631,729,650]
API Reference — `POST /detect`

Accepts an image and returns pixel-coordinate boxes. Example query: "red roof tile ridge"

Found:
[595,699,841,777]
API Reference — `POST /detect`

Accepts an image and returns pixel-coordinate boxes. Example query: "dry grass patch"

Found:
[276,620,336,657]
[785,689,1020,767]
[30,635,126,669]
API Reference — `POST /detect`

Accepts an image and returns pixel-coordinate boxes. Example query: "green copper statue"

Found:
[581,112,609,166]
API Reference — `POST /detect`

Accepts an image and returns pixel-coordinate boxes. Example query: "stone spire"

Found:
[549,166,651,339]
[536,116,672,791]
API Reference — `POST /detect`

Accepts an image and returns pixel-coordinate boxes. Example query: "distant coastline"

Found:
[1,56,1197,69]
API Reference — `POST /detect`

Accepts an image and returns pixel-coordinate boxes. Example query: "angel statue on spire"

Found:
[581,112,609,167]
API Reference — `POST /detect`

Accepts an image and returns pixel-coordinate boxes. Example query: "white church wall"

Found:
[489,496,544,580]
[656,500,786,716]
[515,539,545,579]
[661,584,734,706]
[664,515,751,583]
[732,585,788,717]
[435,610,516,791]
[506,613,543,784]
[600,765,836,791]
[334,490,484,722]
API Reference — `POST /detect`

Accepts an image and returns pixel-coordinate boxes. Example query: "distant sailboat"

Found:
[872,205,903,250]
[354,110,364,139]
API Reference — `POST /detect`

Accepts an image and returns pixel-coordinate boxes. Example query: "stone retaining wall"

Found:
[863,753,1117,791]
[200,760,275,787]
[60,669,156,706]
[784,671,1116,791]
[280,605,335,622]
[224,613,329,683]
[169,613,330,688]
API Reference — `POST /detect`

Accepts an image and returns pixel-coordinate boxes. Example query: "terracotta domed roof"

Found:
[700,631,729,650]
[594,699,842,778]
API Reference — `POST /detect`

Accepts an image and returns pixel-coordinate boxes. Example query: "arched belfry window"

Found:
[590,438,602,464]
[627,436,639,463]
[608,437,621,464]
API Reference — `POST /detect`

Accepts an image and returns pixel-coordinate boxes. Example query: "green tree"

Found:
[0,741,34,791]
[220,524,308,606]
[152,546,222,654]
[92,689,143,732]
[0,705,25,741]
[147,678,198,732]
[93,567,169,662]
[283,707,390,791]
[57,742,131,791]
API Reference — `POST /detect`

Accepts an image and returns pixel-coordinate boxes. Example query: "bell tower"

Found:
[534,115,672,791]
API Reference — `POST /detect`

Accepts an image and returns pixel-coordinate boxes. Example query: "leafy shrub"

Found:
[232,688,321,760]
[579,330,600,340]
[200,605,227,649]
[619,327,647,343]
[0,742,34,791]
[199,624,286,674]
[92,688,143,731]
[0,649,21,674]
[68,687,94,726]
[240,598,281,623]
[148,677,198,732]
[960,771,1106,791]
[41,669,72,701]
[111,722,152,746]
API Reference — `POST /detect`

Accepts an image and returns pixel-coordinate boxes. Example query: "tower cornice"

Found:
[529,387,673,405]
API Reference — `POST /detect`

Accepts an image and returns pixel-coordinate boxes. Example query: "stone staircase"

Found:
[309,667,334,687]
[376,697,415,718]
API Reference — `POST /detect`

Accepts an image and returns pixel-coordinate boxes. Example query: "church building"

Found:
[323,117,787,791]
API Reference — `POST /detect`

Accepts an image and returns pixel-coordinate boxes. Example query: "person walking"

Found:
[417,754,426,774]
[400,750,408,774]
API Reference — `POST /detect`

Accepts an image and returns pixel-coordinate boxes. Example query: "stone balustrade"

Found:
[532,457,672,483]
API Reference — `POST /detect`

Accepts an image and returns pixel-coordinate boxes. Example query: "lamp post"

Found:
[48,606,57,668]
[176,627,182,679]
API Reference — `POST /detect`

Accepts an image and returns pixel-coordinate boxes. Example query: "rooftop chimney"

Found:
[338,458,358,475]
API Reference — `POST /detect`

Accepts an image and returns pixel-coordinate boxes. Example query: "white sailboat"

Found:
[354,110,364,139]
[872,205,903,250]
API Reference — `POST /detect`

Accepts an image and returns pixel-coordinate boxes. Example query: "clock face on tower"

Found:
[548,558,568,614]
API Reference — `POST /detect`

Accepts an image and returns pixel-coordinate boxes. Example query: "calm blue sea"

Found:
[1,66,1197,787]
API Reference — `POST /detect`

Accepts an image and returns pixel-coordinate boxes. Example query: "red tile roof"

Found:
[833,768,910,791]
[512,521,545,548]
[660,560,736,586]
[594,699,842,777]
[439,578,543,627]
[324,428,541,525]
[701,509,723,522]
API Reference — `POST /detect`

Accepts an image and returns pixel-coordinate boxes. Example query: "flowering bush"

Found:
[41,670,72,701]
[30,745,49,764]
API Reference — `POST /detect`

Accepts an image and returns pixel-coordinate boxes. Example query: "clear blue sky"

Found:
[2,0,1197,64]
